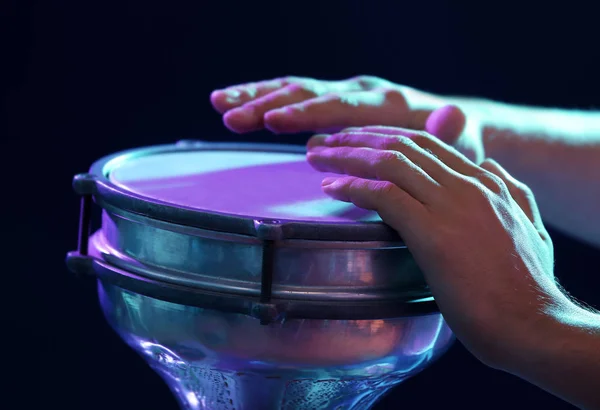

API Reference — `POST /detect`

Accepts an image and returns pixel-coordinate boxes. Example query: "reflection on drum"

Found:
[66,140,455,410]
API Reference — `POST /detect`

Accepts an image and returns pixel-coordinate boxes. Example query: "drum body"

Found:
[67,140,454,410]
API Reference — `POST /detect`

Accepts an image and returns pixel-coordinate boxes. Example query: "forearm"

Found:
[501,304,600,409]
[456,98,600,247]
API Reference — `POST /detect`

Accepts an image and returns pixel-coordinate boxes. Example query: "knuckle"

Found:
[458,174,477,190]
[285,82,318,97]
[285,83,304,92]
[377,136,416,153]
[409,131,433,146]
[460,176,494,201]
[373,151,407,179]
[352,75,384,88]
[372,180,397,198]
[376,150,406,166]
[512,183,534,206]
[377,136,404,151]
[329,132,354,146]
[517,181,535,198]
[331,93,360,106]
[240,83,258,97]
[282,75,303,84]
[477,172,507,195]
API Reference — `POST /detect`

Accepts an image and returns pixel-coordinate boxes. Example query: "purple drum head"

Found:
[108,150,383,223]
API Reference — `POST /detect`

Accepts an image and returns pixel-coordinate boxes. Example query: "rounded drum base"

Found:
[98,281,454,410]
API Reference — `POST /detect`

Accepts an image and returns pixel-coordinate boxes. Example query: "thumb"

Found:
[425,105,466,145]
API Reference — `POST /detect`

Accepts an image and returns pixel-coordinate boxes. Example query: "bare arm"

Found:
[500,304,600,410]
[442,99,600,406]
[456,98,600,248]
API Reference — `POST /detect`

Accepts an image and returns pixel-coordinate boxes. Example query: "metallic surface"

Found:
[100,281,454,410]
[92,208,429,304]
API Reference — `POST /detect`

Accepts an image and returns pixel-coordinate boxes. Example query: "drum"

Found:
[66,140,454,410]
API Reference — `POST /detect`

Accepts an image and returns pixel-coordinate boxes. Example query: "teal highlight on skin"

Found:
[224,88,243,104]
[338,91,387,108]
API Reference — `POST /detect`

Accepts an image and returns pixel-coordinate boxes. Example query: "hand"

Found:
[306,127,567,369]
[210,76,484,162]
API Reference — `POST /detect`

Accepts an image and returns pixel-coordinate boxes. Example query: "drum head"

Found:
[108,150,382,223]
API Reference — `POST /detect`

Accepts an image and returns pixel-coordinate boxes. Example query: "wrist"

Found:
[445,98,520,159]
[499,301,600,408]
[455,98,600,158]
[500,299,600,377]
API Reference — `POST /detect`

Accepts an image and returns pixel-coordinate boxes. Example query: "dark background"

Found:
[3,0,600,409]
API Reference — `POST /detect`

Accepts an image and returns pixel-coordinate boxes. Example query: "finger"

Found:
[307,146,441,204]
[264,88,411,134]
[210,78,290,113]
[308,132,464,187]
[320,175,427,237]
[479,158,546,232]
[425,105,467,145]
[223,83,323,133]
[211,76,361,116]
[309,128,480,179]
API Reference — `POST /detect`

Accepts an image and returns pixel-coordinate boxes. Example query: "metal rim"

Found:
[86,256,439,321]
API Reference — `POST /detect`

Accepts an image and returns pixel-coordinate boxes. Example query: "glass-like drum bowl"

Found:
[99,281,453,410]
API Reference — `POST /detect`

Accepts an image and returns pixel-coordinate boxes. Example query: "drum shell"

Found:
[92,208,429,305]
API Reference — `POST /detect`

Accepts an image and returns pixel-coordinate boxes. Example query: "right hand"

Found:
[305,126,560,370]
[210,75,484,162]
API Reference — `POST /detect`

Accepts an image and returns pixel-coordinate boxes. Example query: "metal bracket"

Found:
[67,173,98,277]
[65,251,96,277]
[251,303,281,325]
[253,219,284,241]
[252,220,283,325]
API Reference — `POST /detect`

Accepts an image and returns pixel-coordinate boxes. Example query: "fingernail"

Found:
[219,89,241,104]
[307,134,329,149]
[321,177,337,187]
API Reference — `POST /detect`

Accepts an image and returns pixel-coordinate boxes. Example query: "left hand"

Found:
[210,76,481,161]
[306,126,566,369]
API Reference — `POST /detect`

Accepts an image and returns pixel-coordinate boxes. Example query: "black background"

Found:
[3,0,600,409]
